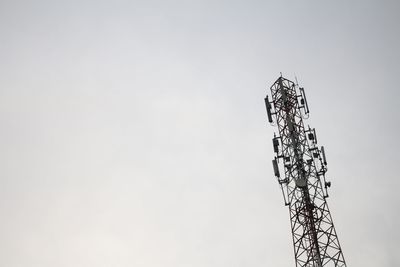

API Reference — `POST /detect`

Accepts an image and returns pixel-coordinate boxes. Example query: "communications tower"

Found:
[264,76,346,267]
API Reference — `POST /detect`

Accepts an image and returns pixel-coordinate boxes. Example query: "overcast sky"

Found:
[0,0,399,266]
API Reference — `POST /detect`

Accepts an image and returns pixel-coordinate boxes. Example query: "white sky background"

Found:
[0,0,399,266]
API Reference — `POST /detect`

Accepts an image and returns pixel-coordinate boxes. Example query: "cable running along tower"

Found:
[264,76,346,267]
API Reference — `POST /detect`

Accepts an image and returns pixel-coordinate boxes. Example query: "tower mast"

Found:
[265,76,346,267]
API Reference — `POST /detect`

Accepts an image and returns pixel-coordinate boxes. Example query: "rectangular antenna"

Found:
[265,96,273,123]
[299,87,310,114]
[313,128,318,144]
[321,146,327,165]
[272,159,280,177]
[273,137,279,154]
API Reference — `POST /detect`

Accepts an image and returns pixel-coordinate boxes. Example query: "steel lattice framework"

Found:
[264,76,346,267]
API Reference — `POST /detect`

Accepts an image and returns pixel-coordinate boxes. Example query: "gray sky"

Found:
[0,0,399,266]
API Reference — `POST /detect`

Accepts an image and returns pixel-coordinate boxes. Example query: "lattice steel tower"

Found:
[264,76,346,267]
